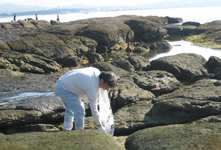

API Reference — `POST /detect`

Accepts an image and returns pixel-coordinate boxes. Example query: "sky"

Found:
[0,0,178,7]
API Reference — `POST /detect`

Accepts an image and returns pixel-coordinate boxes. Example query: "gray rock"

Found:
[149,41,172,50]
[0,69,22,77]
[161,24,197,35]
[91,61,128,77]
[0,71,65,92]
[126,42,149,53]
[0,110,43,128]
[123,55,151,71]
[151,79,221,125]
[214,67,221,79]
[133,70,181,96]
[88,52,104,63]
[109,77,155,112]
[193,115,221,123]
[124,19,167,42]
[112,57,135,72]
[207,56,221,71]
[166,16,183,24]
[114,100,154,134]
[150,53,208,80]
[182,21,201,27]
[125,122,221,150]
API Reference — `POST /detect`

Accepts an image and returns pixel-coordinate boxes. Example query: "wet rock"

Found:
[182,21,201,27]
[161,24,197,35]
[126,42,149,53]
[88,52,104,63]
[125,122,221,150]
[206,56,221,71]
[150,53,208,80]
[166,16,183,24]
[149,41,172,50]
[56,55,81,67]
[214,67,221,79]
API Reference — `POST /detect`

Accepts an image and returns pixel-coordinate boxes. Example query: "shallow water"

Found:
[149,40,221,61]
[0,92,56,105]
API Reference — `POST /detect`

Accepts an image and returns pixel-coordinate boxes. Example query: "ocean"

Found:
[0,6,221,24]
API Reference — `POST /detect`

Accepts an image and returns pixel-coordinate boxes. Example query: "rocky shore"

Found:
[0,15,221,149]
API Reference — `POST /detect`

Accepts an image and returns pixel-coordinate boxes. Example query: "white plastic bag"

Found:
[99,88,115,136]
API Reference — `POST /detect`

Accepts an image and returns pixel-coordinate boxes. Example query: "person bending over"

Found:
[55,67,117,132]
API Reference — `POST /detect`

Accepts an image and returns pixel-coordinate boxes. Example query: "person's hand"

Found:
[98,126,107,133]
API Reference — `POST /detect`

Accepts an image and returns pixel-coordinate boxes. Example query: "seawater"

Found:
[0,92,56,105]
[0,6,221,23]
[150,40,221,61]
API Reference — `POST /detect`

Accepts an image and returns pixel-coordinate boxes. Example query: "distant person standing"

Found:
[57,14,60,22]
[13,14,16,22]
[36,13,38,20]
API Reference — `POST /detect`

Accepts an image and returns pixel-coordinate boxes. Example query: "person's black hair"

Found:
[99,71,117,88]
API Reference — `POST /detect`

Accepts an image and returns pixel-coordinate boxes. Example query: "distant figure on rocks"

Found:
[57,14,60,22]
[36,13,38,20]
[13,14,16,22]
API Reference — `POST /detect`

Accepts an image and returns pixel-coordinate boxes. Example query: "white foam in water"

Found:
[0,92,56,105]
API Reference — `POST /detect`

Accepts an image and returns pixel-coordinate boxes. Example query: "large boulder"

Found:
[65,17,133,50]
[124,19,167,42]
[150,53,208,80]
[0,130,125,150]
[122,55,151,71]
[109,77,155,112]
[165,16,183,24]
[151,79,221,125]
[161,24,197,35]
[131,70,181,96]
[125,122,221,150]
[114,100,154,134]
[149,41,172,50]
[214,67,221,79]
[182,21,201,27]
[206,56,221,72]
